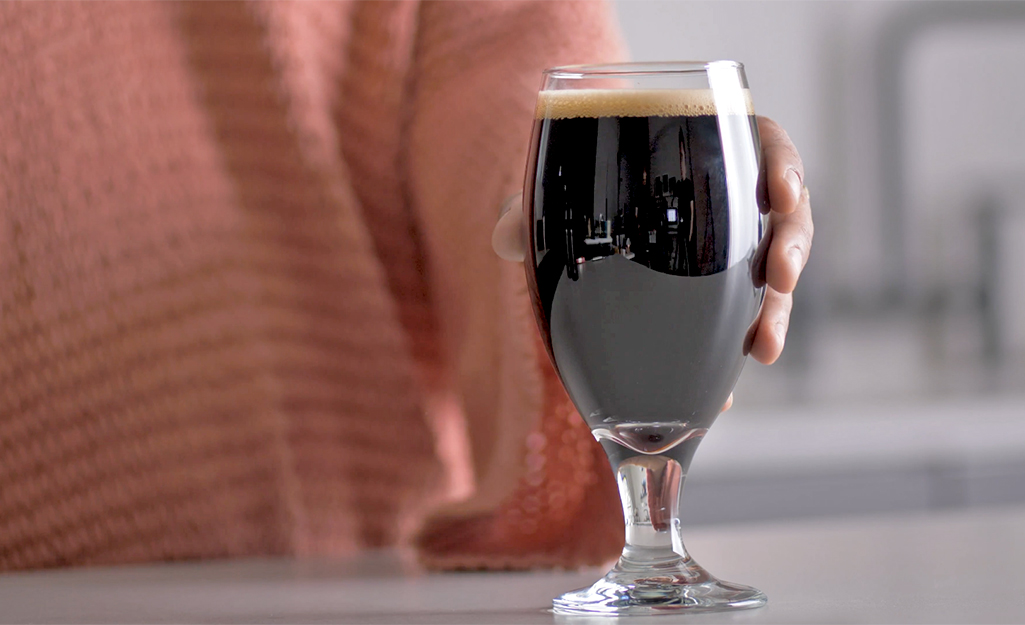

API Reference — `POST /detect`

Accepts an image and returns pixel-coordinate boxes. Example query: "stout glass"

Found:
[524,61,767,615]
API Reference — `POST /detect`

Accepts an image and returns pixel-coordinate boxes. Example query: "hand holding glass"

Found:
[524,61,767,615]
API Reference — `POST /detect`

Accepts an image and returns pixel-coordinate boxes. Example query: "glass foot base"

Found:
[553,557,766,616]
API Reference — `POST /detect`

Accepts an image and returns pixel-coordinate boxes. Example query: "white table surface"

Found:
[3,506,1025,624]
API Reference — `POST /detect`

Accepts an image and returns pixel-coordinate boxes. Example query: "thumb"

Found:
[492,193,526,262]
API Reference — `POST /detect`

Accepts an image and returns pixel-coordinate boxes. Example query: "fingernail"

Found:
[784,169,802,202]
[788,246,803,271]
[775,320,787,343]
[498,193,521,220]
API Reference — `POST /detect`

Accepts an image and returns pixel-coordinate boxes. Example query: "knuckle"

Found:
[783,148,804,180]
[779,210,813,246]
[777,220,812,256]
[760,125,803,180]
[767,146,804,187]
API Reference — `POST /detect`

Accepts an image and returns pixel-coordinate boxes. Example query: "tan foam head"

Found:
[535,88,754,119]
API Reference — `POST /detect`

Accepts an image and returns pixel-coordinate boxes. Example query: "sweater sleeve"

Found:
[406,0,628,569]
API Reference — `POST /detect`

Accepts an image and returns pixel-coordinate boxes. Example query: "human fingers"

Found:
[758,116,804,216]
[745,287,793,365]
[765,186,813,295]
[721,393,734,413]
[492,193,525,262]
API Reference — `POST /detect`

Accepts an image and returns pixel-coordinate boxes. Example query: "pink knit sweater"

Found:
[0,1,626,570]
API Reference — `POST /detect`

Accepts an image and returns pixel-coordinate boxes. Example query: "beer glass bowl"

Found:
[523,61,767,616]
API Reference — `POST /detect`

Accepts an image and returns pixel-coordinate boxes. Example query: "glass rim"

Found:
[543,60,743,79]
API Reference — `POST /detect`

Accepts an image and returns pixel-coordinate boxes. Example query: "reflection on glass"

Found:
[533,113,754,279]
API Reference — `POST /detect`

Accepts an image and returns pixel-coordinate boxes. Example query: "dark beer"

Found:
[524,89,764,446]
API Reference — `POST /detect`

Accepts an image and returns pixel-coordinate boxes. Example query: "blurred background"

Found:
[612,0,1025,525]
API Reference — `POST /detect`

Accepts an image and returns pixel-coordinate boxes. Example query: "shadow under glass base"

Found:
[553,554,766,616]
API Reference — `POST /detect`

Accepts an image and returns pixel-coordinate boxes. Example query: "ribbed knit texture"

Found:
[0,0,626,571]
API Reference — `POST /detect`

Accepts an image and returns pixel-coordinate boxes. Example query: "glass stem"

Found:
[595,430,709,574]
[615,453,690,566]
